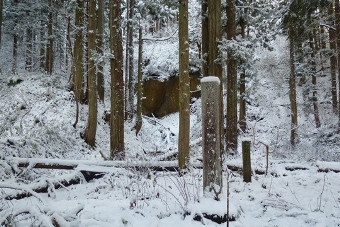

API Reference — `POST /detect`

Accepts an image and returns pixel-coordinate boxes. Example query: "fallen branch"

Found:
[4,172,84,200]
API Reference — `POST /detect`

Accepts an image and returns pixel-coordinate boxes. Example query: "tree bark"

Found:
[110,0,125,160]
[178,0,190,170]
[12,33,18,74]
[135,25,143,135]
[0,0,2,48]
[201,0,208,77]
[73,0,84,103]
[126,0,135,120]
[226,0,238,154]
[335,0,340,129]
[83,0,97,147]
[39,20,46,70]
[206,0,223,157]
[239,12,247,133]
[309,36,321,128]
[45,0,54,75]
[25,27,33,71]
[288,24,299,146]
[329,2,338,114]
[97,0,105,102]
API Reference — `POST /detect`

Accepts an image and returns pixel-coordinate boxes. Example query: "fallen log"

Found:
[7,158,203,172]
[316,161,340,173]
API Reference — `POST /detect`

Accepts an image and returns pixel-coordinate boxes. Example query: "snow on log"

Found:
[7,157,203,172]
[316,161,340,173]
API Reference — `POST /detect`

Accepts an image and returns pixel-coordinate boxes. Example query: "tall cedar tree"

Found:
[83,0,97,147]
[39,20,46,70]
[0,0,2,48]
[206,0,223,156]
[73,0,84,103]
[178,0,190,170]
[135,25,143,135]
[336,0,340,128]
[25,26,33,71]
[309,36,321,128]
[97,0,105,102]
[12,0,18,74]
[288,24,299,145]
[328,1,338,114]
[45,0,53,75]
[239,2,248,133]
[110,0,125,159]
[201,0,208,77]
[126,0,135,120]
[226,0,238,154]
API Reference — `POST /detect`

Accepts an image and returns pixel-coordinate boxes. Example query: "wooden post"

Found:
[201,76,222,199]
[242,140,251,182]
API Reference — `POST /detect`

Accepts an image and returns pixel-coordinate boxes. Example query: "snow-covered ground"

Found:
[1,34,340,226]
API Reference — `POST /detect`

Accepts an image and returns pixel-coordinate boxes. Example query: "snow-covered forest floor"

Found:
[1,34,340,226]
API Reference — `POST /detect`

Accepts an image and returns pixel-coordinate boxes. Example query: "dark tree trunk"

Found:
[288,24,299,145]
[0,0,3,48]
[83,0,97,147]
[110,0,125,159]
[97,0,105,102]
[335,0,340,129]
[309,37,321,128]
[25,27,33,71]
[201,0,208,77]
[178,0,190,170]
[329,2,338,114]
[39,20,46,70]
[45,0,54,75]
[135,25,143,135]
[226,0,238,154]
[239,12,247,133]
[12,33,18,74]
[73,0,84,103]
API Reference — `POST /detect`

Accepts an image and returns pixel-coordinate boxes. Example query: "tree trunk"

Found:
[201,0,208,77]
[178,0,190,170]
[83,1,89,104]
[12,33,18,74]
[83,0,97,147]
[135,25,143,135]
[66,16,73,77]
[39,20,46,70]
[239,12,247,133]
[25,27,33,71]
[73,0,84,103]
[0,0,3,48]
[309,36,321,128]
[226,0,238,154]
[110,0,125,160]
[207,0,223,157]
[335,0,340,129]
[329,2,338,114]
[97,0,104,102]
[45,0,53,75]
[127,0,135,120]
[288,24,299,146]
